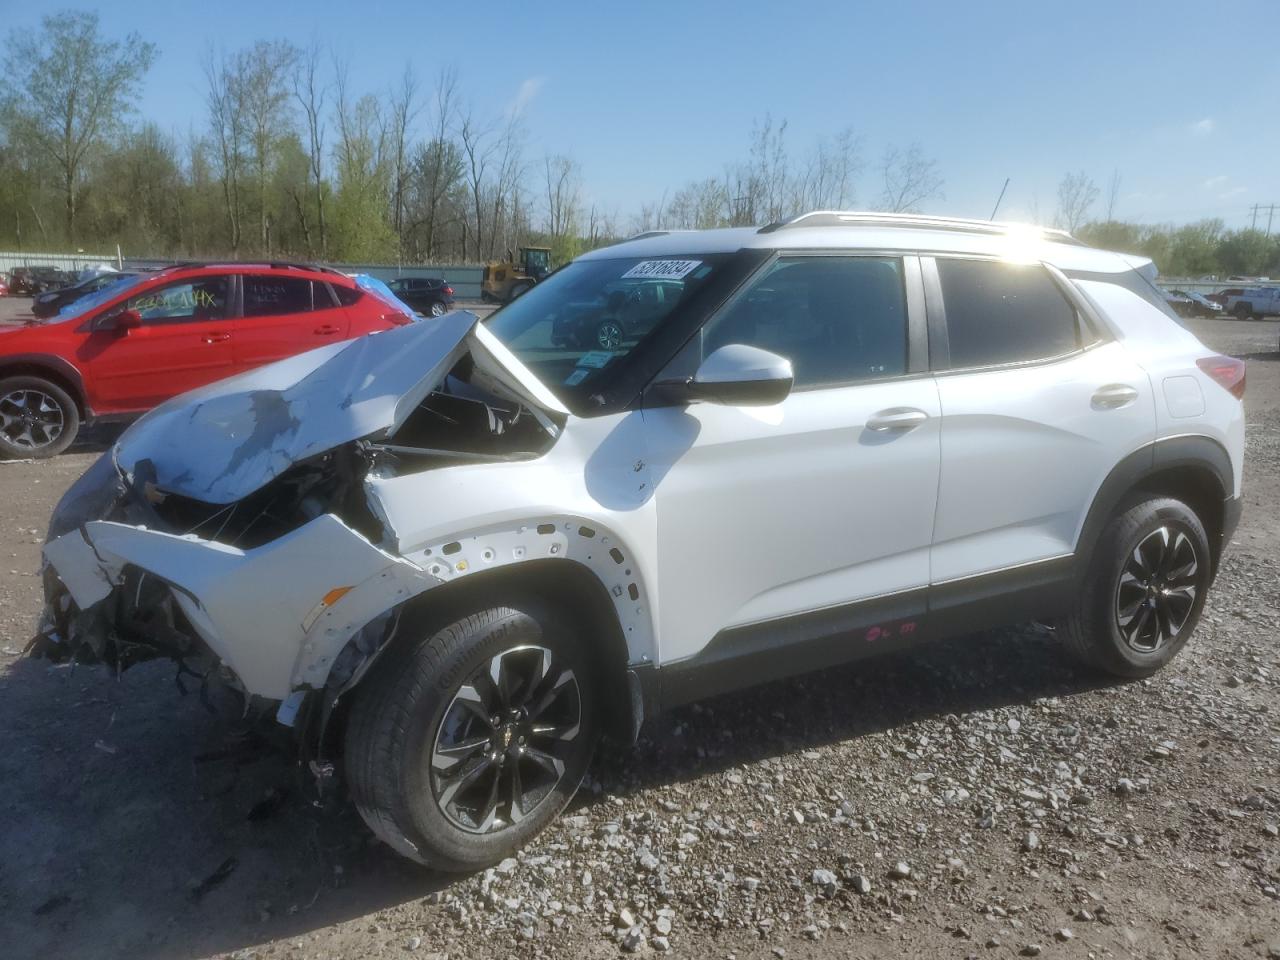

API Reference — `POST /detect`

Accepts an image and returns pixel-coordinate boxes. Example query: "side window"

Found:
[937,259,1080,368]
[695,256,908,389]
[244,276,314,317]
[125,277,229,325]
[332,284,362,307]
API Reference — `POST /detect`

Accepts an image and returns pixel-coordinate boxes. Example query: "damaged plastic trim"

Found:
[41,514,441,700]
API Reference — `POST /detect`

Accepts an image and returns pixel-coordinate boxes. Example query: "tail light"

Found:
[444,285,454,296]
[383,311,414,327]
[1197,355,1246,399]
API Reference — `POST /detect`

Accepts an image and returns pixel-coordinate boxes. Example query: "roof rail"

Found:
[758,211,1081,245]
[161,260,347,274]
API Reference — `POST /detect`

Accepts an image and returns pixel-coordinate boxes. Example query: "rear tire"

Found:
[1059,496,1211,678]
[345,599,597,869]
[1233,302,1254,320]
[508,282,532,302]
[429,300,447,318]
[0,375,79,459]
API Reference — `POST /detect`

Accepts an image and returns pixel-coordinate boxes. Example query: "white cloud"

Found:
[1189,117,1214,137]
[1203,175,1228,190]
[509,77,545,117]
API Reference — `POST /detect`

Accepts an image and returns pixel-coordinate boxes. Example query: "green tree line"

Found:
[2,11,1274,278]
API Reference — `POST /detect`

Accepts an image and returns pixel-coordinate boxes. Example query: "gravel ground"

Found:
[0,300,1277,960]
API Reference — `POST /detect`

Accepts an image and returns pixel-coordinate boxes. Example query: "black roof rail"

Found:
[159,260,347,274]
[758,210,1082,245]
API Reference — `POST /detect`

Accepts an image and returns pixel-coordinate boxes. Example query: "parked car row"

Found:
[7,266,74,295]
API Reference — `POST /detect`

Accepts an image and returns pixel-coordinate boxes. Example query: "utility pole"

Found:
[1267,203,1276,238]
[1250,203,1259,230]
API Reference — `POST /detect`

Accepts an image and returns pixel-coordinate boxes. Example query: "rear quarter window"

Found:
[332,284,363,307]
[937,259,1080,368]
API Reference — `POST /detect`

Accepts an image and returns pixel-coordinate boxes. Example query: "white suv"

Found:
[35,212,1246,869]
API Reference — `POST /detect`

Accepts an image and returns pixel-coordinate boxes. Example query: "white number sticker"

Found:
[620,259,702,281]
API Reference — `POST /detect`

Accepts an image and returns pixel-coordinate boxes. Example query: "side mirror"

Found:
[96,308,142,333]
[659,343,794,407]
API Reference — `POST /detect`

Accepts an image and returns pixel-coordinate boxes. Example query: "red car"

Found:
[0,262,413,458]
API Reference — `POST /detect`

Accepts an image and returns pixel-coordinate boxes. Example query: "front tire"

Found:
[0,375,79,459]
[345,600,597,869]
[1233,302,1254,320]
[1059,496,1211,678]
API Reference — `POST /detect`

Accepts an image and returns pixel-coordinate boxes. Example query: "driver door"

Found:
[642,255,941,679]
[81,275,234,412]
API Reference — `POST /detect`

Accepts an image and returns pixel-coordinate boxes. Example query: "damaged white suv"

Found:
[34,212,1245,869]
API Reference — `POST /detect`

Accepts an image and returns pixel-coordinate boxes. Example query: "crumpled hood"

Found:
[115,311,567,504]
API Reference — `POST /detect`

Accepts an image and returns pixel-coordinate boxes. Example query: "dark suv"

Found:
[387,277,455,317]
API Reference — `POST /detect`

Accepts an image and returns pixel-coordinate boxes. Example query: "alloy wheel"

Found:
[1115,525,1199,653]
[430,302,447,317]
[0,389,64,451]
[596,320,623,350]
[430,644,581,834]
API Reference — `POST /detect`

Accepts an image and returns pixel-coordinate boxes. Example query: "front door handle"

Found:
[313,324,340,336]
[866,407,930,432]
[202,331,231,344]
[1092,384,1139,409]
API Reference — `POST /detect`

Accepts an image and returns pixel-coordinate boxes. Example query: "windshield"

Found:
[484,255,726,402]
[55,274,147,321]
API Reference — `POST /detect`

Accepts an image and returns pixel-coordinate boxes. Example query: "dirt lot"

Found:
[0,299,1277,960]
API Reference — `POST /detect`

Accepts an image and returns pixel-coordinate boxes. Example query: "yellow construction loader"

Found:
[482,246,551,303]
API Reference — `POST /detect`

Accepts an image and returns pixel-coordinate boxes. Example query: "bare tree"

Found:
[416,67,459,259]
[387,64,421,256]
[457,110,495,261]
[1055,170,1099,232]
[489,115,526,258]
[792,126,862,211]
[543,154,580,240]
[239,41,298,253]
[293,42,328,256]
[1,11,156,242]
[879,143,944,213]
[205,50,247,252]
[1104,168,1122,222]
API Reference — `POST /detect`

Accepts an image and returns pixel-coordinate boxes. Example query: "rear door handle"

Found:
[202,331,231,344]
[1092,384,1139,409]
[313,325,340,335]
[866,407,930,432]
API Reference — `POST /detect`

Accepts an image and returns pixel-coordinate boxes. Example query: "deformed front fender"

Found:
[42,514,439,700]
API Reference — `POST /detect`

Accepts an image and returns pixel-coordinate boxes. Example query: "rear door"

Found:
[234,274,350,371]
[926,256,1156,593]
[80,274,235,411]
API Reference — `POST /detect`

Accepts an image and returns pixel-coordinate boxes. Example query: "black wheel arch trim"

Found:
[0,353,92,417]
[1075,434,1234,579]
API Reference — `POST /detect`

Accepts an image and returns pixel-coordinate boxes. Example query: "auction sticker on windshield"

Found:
[621,259,702,281]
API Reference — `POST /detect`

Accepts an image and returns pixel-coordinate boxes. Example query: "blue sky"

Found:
[14,0,1280,229]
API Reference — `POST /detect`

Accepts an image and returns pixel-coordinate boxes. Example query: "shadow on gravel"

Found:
[588,625,1118,799]
[1239,350,1280,362]
[1,620,1117,960]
